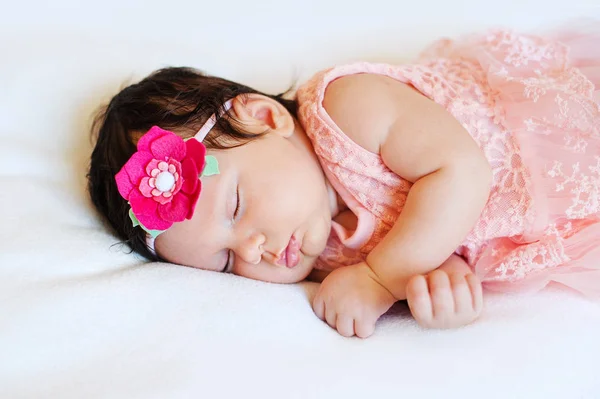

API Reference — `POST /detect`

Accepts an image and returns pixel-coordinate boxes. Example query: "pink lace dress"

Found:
[296,27,600,298]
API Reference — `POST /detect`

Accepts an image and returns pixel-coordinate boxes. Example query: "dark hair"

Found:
[87,67,297,261]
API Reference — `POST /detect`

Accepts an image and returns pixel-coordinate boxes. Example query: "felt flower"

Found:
[115,126,210,234]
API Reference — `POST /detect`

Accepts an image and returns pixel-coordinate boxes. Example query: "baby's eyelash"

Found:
[223,187,241,273]
[233,185,240,220]
[224,250,234,273]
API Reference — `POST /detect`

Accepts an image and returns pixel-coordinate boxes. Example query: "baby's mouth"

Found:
[276,236,301,268]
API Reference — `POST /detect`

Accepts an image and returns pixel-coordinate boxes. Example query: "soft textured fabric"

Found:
[297,27,600,298]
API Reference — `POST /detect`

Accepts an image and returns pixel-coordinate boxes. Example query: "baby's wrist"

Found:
[362,260,404,301]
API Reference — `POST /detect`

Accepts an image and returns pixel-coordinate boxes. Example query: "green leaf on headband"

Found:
[129,209,163,238]
[201,155,220,177]
[145,228,163,239]
[129,208,140,228]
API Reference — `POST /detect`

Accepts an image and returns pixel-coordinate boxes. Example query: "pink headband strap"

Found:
[194,99,233,142]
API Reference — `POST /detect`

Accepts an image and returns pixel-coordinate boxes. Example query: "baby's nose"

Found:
[238,233,266,264]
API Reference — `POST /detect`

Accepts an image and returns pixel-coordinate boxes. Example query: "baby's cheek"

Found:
[304,216,332,255]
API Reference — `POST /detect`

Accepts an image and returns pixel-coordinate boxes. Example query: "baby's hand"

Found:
[406,267,483,329]
[312,262,397,338]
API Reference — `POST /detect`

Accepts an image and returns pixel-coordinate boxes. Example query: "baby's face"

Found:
[155,122,334,283]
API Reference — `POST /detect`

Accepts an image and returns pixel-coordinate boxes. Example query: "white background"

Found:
[1,1,600,398]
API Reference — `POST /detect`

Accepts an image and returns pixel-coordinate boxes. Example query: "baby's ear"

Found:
[231,94,294,137]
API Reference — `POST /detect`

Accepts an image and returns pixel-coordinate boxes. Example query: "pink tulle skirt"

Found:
[432,22,600,298]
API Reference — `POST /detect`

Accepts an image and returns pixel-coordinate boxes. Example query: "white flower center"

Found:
[155,171,176,192]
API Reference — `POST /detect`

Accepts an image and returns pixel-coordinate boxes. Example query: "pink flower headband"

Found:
[115,100,233,255]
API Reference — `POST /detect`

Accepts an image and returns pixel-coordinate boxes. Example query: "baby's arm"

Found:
[311,74,489,336]
[323,73,492,300]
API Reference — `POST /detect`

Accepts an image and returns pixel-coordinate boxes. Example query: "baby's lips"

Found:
[285,236,301,268]
[276,250,287,266]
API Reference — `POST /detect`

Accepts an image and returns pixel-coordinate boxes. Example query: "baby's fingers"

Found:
[466,273,483,313]
[354,318,375,339]
[312,295,325,321]
[406,274,433,325]
[336,315,355,338]
[325,303,337,329]
[429,270,454,321]
[449,273,474,314]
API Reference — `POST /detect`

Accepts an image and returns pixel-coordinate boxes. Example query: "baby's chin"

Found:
[289,256,318,283]
[254,257,317,284]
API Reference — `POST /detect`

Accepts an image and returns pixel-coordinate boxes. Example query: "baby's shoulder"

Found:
[321,73,422,154]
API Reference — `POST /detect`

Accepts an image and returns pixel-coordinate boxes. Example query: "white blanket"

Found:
[2,1,600,398]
